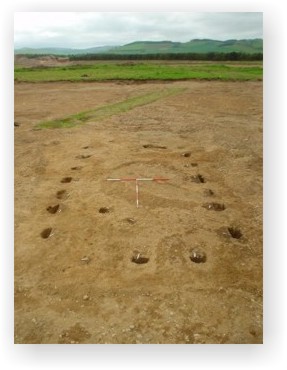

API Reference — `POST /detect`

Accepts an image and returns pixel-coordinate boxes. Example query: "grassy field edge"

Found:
[15,63,263,82]
[37,87,186,129]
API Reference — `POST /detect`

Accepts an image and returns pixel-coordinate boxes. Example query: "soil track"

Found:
[14,80,263,344]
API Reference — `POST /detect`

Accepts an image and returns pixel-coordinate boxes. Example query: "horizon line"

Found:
[14,38,263,50]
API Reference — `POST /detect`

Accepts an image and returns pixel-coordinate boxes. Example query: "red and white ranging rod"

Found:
[106,177,169,208]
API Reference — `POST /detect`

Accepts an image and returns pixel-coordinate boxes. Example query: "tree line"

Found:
[69,52,263,61]
[18,52,263,61]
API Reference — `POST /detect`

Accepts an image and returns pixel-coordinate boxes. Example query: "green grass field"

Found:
[15,63,263,82]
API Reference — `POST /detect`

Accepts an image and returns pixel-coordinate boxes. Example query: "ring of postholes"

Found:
[40,148,243,265]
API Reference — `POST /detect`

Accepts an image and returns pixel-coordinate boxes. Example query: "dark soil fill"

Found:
[71,166,82,170]
[46,204,60,214]
[182,152,191,157]
[99,207,110,214]
[228,227,243,239]
[191,174,206,183]
[76,154,91,159]
[203,189,214,196]
[131,255,149,264]
[190,249,207,263]
[125,218,137,224]
[203,202,225,211]
[61,177,72,183]
[143,144,167,149]
[56,190,68,199]
[41,228,53,239]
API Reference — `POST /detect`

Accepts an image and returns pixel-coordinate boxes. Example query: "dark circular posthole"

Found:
[182,152,191,157]
[131,254,149,264]
[203,189,215,196]
[46,204,60,214]
[76,154,91,159]
[203,202,225,211]
[228,227,243,239]
[184,163,198,168]
[56,190,68,199]
[61,177,72,183]
[126,218,137,224]
[99,207,110,214]
[41,227,53,239]
[191,174,206,183]
[190,249,207,263]
[71,166,82,170]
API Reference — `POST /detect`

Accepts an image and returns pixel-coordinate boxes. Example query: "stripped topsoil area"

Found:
[14,80,263,344]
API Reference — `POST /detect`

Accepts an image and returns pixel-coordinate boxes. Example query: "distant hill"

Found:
[15,39,263,56]
[109,39,263,54]
[14,46,115,55]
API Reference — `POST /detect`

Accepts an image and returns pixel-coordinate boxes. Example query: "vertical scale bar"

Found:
[135,180,139,208]
[107,177,169,207]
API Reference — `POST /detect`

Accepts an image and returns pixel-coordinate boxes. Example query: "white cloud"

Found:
[14,12,263,49]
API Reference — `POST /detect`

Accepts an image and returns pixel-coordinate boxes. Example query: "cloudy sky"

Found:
[14,12,263,49]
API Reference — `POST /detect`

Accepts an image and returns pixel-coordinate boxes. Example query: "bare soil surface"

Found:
[14,80,263,344]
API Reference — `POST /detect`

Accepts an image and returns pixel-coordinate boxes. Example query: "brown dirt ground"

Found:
[14,80,263,344]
